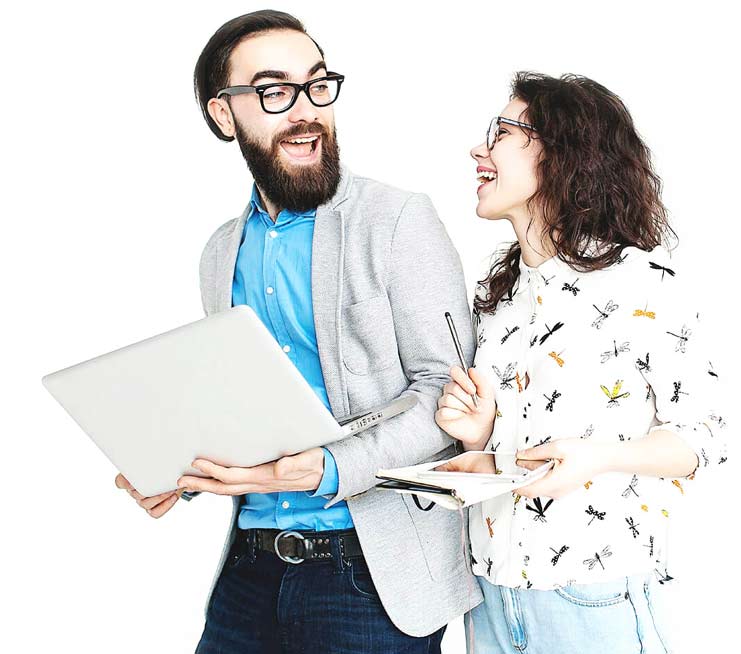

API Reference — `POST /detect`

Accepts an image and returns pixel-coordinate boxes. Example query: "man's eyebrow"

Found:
[249,61,327,85]
[249,69,289,85]
[307,61,327,77]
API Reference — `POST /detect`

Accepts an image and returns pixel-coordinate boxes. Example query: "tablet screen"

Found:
[431,452,548,477]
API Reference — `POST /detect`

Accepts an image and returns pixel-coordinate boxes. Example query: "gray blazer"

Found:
[198,166,483,636]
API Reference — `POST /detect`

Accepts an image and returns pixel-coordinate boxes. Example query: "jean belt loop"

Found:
[247,529,257,563]
[330,533,346,572]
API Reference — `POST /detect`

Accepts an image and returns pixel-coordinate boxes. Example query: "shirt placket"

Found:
[508,270,543,586]
[261,220,298,526]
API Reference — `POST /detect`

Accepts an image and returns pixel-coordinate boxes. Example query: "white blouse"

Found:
[469,245,727,589]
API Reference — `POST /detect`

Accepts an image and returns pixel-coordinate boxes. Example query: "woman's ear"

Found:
[207,97,236,139]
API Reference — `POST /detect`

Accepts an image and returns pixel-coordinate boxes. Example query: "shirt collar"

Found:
[248,184,317,228]
[515,251,574,294]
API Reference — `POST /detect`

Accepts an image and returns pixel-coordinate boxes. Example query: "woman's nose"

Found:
[470,141,490,161]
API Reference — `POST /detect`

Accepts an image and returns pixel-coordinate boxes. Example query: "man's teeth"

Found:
[477,170,497,183]
[286,136,319,144]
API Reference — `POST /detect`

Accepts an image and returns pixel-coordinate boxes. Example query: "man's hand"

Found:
[177,447,325,496]
[515,438,611,499]
[115,474,182,518]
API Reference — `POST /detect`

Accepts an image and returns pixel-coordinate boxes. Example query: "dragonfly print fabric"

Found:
[469,245,727,589]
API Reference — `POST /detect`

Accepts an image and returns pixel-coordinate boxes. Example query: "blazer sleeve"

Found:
[323,193,473,506]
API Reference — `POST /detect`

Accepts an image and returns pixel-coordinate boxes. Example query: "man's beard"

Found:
[235,121,341,213]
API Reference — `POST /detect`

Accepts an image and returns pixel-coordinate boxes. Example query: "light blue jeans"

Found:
[467,575,672,653]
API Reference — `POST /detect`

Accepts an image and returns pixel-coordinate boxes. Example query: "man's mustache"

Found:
[273,123,330,148]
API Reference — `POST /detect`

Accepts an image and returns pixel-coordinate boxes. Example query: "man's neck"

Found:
[255,185,281,223]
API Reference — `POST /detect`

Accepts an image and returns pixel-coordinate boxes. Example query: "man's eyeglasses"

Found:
[217,72,345,114]
[486,116,537,151]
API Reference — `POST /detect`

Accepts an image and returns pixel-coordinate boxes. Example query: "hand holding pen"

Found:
[435,313,498,449]
[445,312,478,407]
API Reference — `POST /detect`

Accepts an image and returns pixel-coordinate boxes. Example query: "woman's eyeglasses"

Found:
[486,116,537,151]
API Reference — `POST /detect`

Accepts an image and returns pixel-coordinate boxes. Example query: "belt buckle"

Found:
[274,530,306,564]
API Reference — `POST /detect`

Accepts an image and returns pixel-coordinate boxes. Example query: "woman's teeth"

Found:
[477,170,497,185]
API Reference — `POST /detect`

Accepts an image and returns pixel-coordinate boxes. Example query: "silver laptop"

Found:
[43,306,416,496]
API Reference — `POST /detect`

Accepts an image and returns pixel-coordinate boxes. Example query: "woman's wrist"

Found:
[462,423,495,451]
[598,430,698,478]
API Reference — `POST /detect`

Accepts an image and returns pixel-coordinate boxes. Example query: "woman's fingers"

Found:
[440,382,475,411]
[468,366,495,400]
[450,366,477,396]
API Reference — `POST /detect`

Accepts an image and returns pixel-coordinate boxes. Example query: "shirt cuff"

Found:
[307,448,339,498]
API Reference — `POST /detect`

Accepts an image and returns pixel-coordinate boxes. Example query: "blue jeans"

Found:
[195,537,446,653]
[467,575,672,654]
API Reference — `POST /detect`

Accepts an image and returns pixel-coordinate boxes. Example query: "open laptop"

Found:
[43,306,416,496]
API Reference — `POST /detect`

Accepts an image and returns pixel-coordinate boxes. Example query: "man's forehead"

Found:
[229,30,326,83]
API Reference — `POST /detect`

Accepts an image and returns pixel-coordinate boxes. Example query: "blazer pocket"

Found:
[341,295,398,375]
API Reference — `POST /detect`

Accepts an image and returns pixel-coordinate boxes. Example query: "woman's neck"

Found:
[511,216,557,268]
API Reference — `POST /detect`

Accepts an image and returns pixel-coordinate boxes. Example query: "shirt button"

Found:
[283,345,291,353]
[281,501,290,509]
[266,286,274,295]
[269,230,278,238]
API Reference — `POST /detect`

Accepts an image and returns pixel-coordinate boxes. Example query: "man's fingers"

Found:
[115,473,132,490]
[178,475,255,495]
[138,491,178,511]
[191,459,275,485]
[147,493,180,519]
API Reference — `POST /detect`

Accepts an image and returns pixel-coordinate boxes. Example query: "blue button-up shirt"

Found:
[232,186,353,531]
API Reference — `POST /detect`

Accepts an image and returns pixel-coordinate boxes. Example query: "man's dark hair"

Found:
[194,10,324,142]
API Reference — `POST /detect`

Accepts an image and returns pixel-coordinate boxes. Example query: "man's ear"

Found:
[207,97,236,139]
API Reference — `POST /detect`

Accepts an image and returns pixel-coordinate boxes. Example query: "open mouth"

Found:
[477,166,498,189]
[279,134,322,162]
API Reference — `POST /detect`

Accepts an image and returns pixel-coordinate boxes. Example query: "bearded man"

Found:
[114,9,481,653]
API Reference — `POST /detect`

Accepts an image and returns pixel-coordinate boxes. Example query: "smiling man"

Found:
[114,9,481,653]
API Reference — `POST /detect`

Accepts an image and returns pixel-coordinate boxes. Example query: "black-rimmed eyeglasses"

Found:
[486,116,537,151]
[217,72,345,114]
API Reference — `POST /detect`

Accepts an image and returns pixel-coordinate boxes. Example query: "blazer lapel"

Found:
[214,210,249,313]
[312,204,348,418]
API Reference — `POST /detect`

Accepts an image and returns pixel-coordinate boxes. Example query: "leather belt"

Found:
[234,528,363,565]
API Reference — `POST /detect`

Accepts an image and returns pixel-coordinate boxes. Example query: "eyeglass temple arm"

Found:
[217,86,258,98]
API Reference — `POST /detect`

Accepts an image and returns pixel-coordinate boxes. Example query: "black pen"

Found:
[444,312,478,408]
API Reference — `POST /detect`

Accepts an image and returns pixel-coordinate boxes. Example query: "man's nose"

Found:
[286,88,320,123]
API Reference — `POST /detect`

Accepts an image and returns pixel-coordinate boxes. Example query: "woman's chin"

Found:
[476,205,509,221]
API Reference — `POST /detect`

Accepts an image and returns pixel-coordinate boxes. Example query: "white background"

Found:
[1,1,737,652]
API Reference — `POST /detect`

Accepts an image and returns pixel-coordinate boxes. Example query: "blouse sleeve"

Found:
[635,250,728,479]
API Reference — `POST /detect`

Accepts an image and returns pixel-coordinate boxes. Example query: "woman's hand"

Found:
[515,438,611,499]
[435,365,497,449]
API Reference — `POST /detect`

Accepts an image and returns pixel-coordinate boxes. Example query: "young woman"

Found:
[435,73,727,654]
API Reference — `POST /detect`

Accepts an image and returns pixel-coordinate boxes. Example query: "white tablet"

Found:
[418,451,554,484]
[43,306,415,496]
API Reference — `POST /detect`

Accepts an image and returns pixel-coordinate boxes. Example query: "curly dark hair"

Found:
[474,72,675,314]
